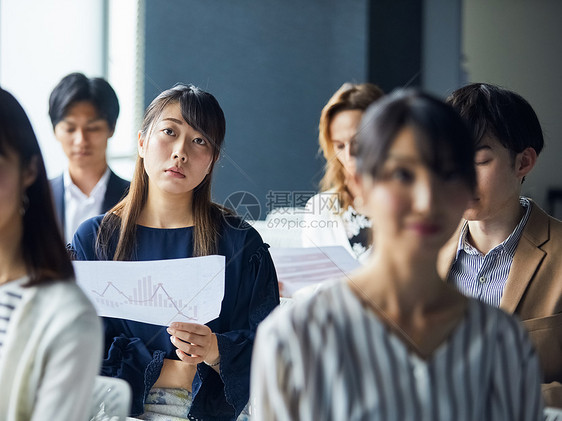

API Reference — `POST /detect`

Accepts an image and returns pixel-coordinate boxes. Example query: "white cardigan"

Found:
[0,278,102,421]
[301,191,370,263]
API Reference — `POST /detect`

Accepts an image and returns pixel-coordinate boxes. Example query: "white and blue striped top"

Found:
[251,280,543,421]
[449,197,531,307]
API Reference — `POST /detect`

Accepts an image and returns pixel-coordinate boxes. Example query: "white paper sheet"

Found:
[269,246,360,297]
[73,256,225,326]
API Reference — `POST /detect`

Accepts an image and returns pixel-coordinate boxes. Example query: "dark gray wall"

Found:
[144,0,368,218]
[368,0,423,92]
[422,0,463,97]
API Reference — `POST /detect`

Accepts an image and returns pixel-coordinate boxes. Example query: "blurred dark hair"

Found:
[447,83,544,158]
[97,83,229,260]
[49,72,120,130]
[355,89,476,190]
[0,88,74,285]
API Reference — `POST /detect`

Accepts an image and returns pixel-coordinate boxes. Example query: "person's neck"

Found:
[349,247,468,359]
[352,249,445,319]
[345,173,361,202]
[466,198,525,255]
[138,190,194,228]
[0,223,27,285]
[68,162,107,196]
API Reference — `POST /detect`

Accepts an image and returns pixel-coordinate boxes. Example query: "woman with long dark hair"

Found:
[0,88,102,420]
[72,84,279,420]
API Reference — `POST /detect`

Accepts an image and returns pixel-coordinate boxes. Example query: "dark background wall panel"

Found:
[368,0,423,92]
[143,0,368,217]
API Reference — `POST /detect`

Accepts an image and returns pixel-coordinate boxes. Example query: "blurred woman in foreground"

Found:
[0,87,102,420]
[252,90,543,420]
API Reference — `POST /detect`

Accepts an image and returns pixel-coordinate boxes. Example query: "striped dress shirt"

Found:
[0,278,24,361]
[251,280,543,421]
[449,197,531,307]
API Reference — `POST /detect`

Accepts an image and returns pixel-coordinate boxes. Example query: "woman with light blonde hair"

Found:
[302,82,384,261]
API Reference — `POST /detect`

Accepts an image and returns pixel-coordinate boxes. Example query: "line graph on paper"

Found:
[91,276,198,320]
[73,256,225,326]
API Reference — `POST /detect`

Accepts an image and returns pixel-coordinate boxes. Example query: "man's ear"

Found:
[137,131,145,158]
[515,147,537,180]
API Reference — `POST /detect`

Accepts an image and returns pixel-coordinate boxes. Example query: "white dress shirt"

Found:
[63,167,110,243]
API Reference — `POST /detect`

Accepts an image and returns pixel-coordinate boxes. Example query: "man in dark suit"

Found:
[438,83,562,407]
[49,73,129,243]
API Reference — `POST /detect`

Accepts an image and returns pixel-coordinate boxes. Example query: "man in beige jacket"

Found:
[438,83,562,408]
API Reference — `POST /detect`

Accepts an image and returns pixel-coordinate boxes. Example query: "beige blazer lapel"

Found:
[437,221,465,281]
[500,203,549,314]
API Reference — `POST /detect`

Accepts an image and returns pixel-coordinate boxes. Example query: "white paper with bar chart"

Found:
[73,256,225,326]
[269,246,360,298]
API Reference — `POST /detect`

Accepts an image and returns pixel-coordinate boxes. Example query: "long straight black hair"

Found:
[97,84,230,260]
[0,88,74,285]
